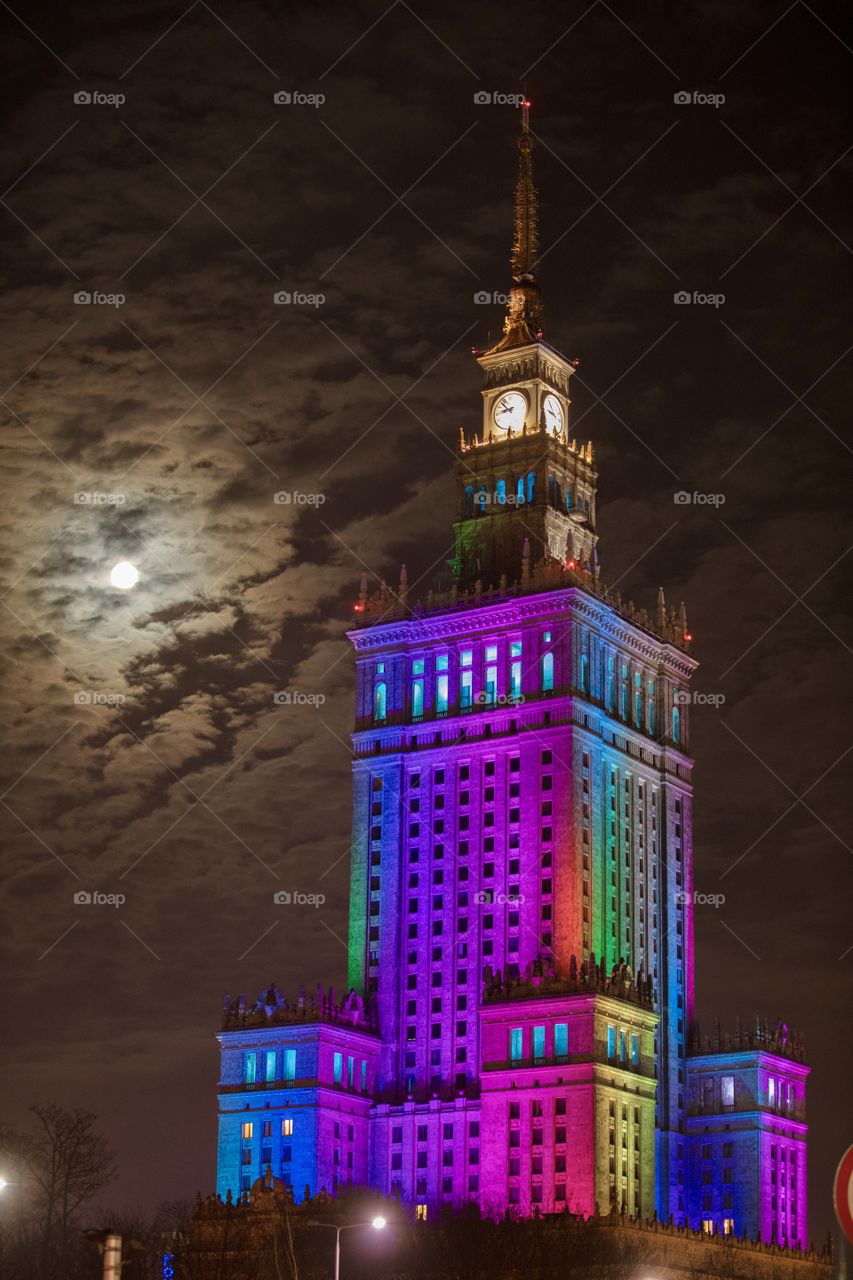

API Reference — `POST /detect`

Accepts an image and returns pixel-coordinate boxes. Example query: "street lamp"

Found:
[306,1216,386,1280]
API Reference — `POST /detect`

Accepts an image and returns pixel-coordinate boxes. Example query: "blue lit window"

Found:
[510,641,522,700]
[554,1022,568,1058]
[533,1025,545,1060]
[606,654,615,711]
[477,484,487,513]
[510,1027,523,1061]
[333,1052,343,1085]
[436,673,448,714]
[619,1030,627,1061]
[411,677,424,720]
[361,1060,367,1092]
[347,1056,355,1088]
[496,478,507,505]
[283,1049,296,1081]
[721,1075,735,1110]
[580,652,588,692]
[543,630,551,642]
[245,1052,257,1084]
[631,1034,640,1067]
[484,645,498,705]
[565,485,573,511]
[373,682,387,723]
[265,1050,277,1081]
[464,485,474,518]
[607,1026,616,1059]
[436,654,448,671]
[527,472,536,503]
[541,651,554,693]
[671,705,681,745]
[517,475,525,505]
[413,659,425,674]
[634,672,643,725]
[376,661,385,674]
[460,650,473,709]
[620,665,629,720]
[768,1078,776,1107]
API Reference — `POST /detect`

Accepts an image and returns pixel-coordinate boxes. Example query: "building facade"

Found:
[215,106,810,1249]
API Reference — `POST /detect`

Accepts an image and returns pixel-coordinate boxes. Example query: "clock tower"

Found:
[453,102,598,589]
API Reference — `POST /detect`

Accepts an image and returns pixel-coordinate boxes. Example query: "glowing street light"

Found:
[306,1216,386,1280]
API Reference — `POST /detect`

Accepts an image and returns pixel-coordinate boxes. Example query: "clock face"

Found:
[543,393,564,436]
[492,390,527,435]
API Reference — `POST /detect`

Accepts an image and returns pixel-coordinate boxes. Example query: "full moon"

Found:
[110,561,139,590]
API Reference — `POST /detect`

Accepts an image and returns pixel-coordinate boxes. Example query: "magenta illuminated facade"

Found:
[215,108,811,1249]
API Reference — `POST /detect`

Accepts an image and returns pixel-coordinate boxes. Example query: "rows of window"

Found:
[389,1119,481,1203]
[371,633,554,726]
[462,473,592,519]
[770,1143,799,1244]
[607,1099,643,1212]
[241,1049,369,1093]
[239,1116,294,1190]
[698,1139,736,1236]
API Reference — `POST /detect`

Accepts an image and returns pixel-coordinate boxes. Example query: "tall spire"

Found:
[511,98,539,284]
[488,99,544,352]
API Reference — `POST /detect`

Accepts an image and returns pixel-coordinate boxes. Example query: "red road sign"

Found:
[834,1145,853,1246]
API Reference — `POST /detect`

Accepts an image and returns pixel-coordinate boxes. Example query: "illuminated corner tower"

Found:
[347,102,698,1222]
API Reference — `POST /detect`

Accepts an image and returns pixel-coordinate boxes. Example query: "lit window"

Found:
[283,1049,296,1081]
[411,677,424,719]
[281,1118,293,1136]
[671,704,681,744]
[413,659,424,674]
[527,472,535,504]
[436,673,448,713]
[460,652,473,709]
[631,1034,640,1067]
[265,1050,276,1081]
[361,1060,367,1092]
[510,1027,523,1062]
[333,1052,343,1085]
[554,1022,568,1057]
[541,651,554,693]
[702,1219,715,1235]
[723,1218,735,1236]
[347,1056,355,1088]
[768,1078,776,1107]
[241,1122,253,1139]
[373,682,387,723]
[533,1025,545,1060]
[607,1026,616,1059]
[721,1076,735,1110]
[244,1052,257,1084]
[416,1204,428,1221]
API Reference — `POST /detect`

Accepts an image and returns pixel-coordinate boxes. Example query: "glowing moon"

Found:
[110,561,139,590]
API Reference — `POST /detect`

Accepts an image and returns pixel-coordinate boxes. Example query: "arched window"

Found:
[527,471,536,504]
[541,651,554,693]
[496,478,507,506]
[671,705,681,745]
[373,682,387,723]
[463,485,473,518]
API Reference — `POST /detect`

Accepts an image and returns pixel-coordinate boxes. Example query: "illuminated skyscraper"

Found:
[216,105,809,1247]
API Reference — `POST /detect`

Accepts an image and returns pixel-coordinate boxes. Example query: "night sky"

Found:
[1,0,851,1244]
